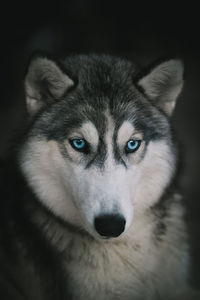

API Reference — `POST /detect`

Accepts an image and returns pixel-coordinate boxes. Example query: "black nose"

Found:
[94,214,126,238]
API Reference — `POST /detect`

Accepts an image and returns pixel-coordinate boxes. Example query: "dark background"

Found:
[0,0,200,287]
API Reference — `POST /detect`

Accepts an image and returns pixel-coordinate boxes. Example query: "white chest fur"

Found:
[60,206,188,300]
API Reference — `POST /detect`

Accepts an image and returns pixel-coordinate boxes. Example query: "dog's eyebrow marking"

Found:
[117,121,142,145]
[69,121,99,145]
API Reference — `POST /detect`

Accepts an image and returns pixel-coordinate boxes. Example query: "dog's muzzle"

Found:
[94,214,126,238]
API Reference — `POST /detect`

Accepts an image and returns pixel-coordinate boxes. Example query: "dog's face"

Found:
[20,55,183,239]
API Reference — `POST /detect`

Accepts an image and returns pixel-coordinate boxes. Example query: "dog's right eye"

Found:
[69,139,90,154]
[125,139,141,154]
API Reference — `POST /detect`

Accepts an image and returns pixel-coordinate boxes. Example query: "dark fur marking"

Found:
[151,189,176,242]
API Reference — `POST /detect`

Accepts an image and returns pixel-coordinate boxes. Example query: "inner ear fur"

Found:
[137,59,184,116]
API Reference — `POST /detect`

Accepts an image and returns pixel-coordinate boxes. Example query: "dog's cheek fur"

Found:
[133,139,176,214]
[19,138,84,227]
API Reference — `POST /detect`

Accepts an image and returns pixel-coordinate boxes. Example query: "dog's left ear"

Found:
[25,55,74,116]
[137,59,184,116]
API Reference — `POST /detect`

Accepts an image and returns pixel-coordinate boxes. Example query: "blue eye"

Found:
[70,138,89,153]
[73,139,85,149]
[125,139,141,153]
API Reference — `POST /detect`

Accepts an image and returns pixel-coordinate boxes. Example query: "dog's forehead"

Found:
[32,56,170,141]
[67,114,141,146]
[63,99,169,144]
[35,96,167,143]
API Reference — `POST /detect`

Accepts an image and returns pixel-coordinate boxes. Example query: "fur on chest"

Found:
[35,199,188,299]
[63,233,158,299]
[60,216,186,299]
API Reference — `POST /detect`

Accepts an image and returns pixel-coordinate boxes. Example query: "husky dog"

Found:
[0,54,199,300]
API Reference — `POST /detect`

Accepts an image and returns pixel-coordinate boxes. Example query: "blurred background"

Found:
[0,0,199,286]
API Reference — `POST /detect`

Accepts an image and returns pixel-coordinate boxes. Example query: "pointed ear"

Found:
[137,59,184,116]
[25,55,74,115]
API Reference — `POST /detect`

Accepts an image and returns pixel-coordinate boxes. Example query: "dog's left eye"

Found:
[70,138,90,154]
[125,139,141,154]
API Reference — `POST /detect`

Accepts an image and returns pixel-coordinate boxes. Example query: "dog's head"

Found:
[20,54,184,239]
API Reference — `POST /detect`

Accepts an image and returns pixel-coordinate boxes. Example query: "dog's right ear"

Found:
[136,59,184,116]
[25,55,74,115]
